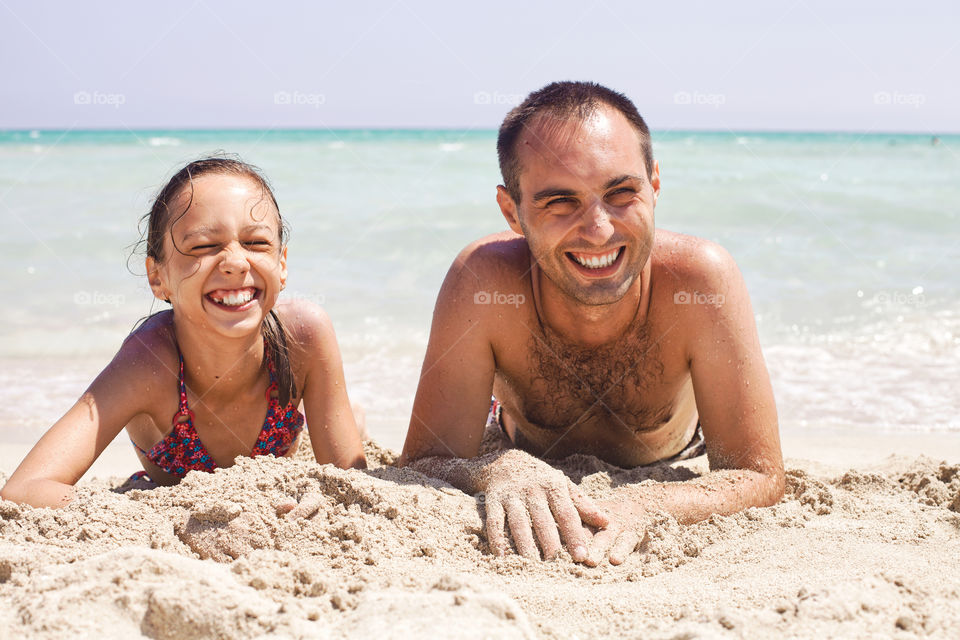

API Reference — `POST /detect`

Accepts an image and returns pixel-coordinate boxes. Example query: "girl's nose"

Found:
[219,244,250,274]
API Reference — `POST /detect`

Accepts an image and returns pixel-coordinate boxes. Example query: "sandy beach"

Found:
[2,431,959,639]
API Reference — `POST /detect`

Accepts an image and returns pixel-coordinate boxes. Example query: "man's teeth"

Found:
[212,290,255,306]
[571,248,620,269]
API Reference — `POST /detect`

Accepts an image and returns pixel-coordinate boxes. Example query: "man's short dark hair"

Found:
[496,81,654,204]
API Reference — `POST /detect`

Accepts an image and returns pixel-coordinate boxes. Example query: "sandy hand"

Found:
[585,497,650,567]
[275,492,325,520]
[479,449,609,562]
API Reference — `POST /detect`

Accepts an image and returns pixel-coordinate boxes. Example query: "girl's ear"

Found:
[146,257,170,302]
[279,245,288,290]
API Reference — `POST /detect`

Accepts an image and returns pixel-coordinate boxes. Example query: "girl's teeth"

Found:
[213,290,255,306]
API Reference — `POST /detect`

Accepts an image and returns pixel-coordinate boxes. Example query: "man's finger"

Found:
[286,493,324,520]
[504,496,540,560]
[586,524,620,567]
[569,483,609,529]
[483,496,508,556]
[547,488,588,562]
[608,530,640,565]
[528,497,562,560]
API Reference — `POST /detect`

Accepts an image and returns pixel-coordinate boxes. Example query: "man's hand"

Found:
[585,497,650,566]
[480,449,609,562]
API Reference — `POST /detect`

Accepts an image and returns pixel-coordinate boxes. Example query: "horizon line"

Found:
[1,126,958,137]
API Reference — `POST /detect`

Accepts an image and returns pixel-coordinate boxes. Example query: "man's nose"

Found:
[581,199,615,241]
[219,243,250,274]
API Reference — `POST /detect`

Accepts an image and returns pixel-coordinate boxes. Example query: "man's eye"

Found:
[244,240,273,248]
[546,197,576,207]
[607,188,637,203]
[191,244,217,251]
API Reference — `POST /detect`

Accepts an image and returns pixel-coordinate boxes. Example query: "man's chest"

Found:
[494,323,689,436]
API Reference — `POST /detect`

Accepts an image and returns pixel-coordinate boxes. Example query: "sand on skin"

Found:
[1,434,959,639]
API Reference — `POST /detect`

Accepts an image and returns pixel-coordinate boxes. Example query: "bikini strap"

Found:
[263,345,280,402]
[173,350,195,426]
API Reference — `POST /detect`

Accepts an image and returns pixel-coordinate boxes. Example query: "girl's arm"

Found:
[0,337,161,507]
[285,301,366,469]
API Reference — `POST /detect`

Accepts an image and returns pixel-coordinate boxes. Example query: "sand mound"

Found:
[2,442,960,638]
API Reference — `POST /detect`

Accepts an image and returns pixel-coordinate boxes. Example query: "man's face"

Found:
[498,106,660,306]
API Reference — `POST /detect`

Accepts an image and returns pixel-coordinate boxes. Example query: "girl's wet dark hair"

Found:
[138,153,297,406]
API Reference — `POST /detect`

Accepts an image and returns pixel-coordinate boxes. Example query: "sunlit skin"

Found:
[401,105,784,566]
[0,173,365,508]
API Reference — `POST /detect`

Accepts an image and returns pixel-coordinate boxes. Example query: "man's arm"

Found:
[400,239,607,562]
[399,242,499,467]
[589,241,784,564]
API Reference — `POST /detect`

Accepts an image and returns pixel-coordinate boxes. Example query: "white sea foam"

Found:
[147,136,181,147]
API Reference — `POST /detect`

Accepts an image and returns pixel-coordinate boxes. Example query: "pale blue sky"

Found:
[1,0,957,132]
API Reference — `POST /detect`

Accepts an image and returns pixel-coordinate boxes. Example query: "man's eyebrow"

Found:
[532,187,579,203]
[604,174,645,189]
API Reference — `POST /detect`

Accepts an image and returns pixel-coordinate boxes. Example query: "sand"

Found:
[2,436,959,639]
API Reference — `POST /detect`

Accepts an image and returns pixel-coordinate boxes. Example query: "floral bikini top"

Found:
[131,348,304,478]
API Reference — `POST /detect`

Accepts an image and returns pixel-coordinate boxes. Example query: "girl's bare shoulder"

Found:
[274,298,336,347]
[112,311,180,386]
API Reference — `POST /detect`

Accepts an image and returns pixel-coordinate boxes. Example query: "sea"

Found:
[0,129,957,453]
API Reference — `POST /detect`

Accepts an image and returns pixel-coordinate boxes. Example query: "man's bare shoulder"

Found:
[652,229,739,292]
[443,231,532,298]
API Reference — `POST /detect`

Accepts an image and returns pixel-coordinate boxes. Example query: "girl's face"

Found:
[146,173,287,340]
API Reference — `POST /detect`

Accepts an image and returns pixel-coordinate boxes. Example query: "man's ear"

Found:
[146,256,169,302]
[496,185,524,235]
[650,160,661,204]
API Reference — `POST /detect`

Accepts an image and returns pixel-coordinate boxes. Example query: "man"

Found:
[399,81,784,566]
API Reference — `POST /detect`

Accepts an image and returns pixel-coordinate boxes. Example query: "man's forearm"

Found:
[616,467,785,525]
[405,452,500,494]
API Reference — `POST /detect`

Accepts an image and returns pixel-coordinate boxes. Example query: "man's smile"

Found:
[565,246,625,276]
[205,286,260,310]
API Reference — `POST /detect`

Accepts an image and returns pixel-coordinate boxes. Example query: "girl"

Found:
[0,156,366,508]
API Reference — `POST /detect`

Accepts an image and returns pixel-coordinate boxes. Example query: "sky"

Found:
[1,0,958,133]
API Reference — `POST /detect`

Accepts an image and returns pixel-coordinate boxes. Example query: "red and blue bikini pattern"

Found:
[131,349,303,479]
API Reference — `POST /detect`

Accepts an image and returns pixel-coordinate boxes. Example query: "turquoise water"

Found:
[1,129,957,448]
